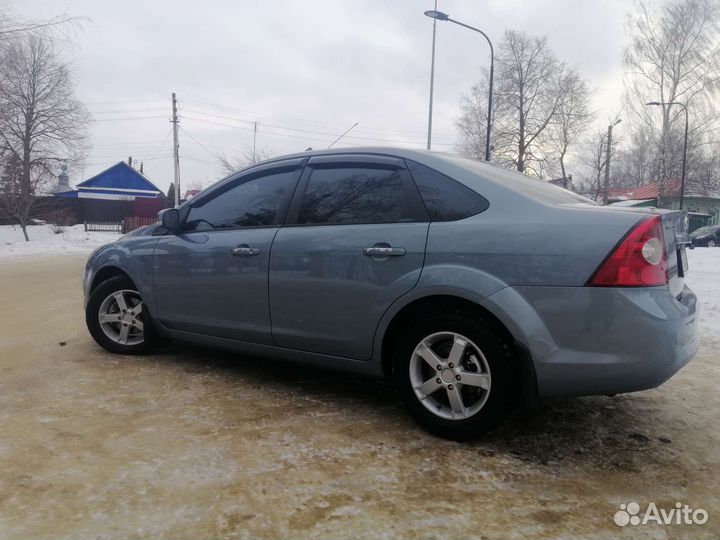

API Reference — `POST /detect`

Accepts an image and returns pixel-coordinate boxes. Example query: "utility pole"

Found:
[171,92,180,207]
[252,121,257,164]
[602,118,621,205]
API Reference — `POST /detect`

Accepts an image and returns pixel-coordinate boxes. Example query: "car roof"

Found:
[250,146,593,206]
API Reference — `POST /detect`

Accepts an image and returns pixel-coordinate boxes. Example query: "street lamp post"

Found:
[647,101,689,210]
[426,0,438,151]
[602,118,621,206]
[424,10,494,161]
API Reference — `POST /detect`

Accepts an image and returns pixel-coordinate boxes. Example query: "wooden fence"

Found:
[121,216,159,234]
[84,216,159,234]
[84,221,122,233]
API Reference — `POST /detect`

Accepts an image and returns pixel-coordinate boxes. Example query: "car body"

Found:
[690,224,720,247]
[83,148,699,439]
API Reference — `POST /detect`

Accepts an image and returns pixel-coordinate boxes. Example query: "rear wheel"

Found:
[86,275,154,354]
[392,310,515,440]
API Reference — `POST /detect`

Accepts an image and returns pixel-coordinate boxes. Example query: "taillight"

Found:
[587,215,668,287]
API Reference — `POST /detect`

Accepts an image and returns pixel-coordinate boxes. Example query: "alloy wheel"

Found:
[409,331,491,420]
[98,289,145,346]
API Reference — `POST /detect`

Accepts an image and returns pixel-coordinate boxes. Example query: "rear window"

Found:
[406,161,488,221]
[445,155,594,205]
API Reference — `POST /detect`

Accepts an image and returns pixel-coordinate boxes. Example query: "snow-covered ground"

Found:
[0,224,119,260]
[686,247,720,335]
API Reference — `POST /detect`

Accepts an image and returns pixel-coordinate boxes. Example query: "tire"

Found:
[86,275,154,355]
[392,309,516,440]
[708,239,717,248]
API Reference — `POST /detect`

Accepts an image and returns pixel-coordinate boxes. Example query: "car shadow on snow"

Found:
[148,342,682,472]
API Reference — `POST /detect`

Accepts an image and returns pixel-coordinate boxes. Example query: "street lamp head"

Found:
[424,10,449,21]
[646,101,662,106]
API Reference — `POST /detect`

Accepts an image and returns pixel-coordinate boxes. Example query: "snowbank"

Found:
[0,224,118,261]
[686,247,720,335]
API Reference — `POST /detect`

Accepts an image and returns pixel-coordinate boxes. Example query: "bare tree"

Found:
[548,70,593,187]
[456,68,496,160]
[0,36,89,240]
[217,144,276,175]
[579,128,620,200]
[457,30,576,178]
[0,1,85,44]
[613,124,657,188]
[624,0,720,197]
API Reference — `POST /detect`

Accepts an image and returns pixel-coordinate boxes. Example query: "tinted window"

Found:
[407,161,489,221]
[298,167,405,225]
[184,169,298,231]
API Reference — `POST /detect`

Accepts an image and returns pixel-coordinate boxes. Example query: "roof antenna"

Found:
[328,122,358,148]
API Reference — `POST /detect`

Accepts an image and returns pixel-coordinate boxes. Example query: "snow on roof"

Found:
[609,199,654,207]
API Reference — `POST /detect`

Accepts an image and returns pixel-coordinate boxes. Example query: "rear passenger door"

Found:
[268,154,430,360]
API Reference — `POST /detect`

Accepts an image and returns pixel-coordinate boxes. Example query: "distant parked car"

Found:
[83,148,699,440]
[690,224,720,247]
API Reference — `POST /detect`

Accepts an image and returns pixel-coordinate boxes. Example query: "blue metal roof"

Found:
[76,162,162,194]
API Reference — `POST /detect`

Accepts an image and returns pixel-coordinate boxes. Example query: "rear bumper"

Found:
[481,284,699,398]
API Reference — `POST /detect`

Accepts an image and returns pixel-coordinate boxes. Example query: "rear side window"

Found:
[406,161,489,221]
[298,167,405,225]
[184,169,298,231]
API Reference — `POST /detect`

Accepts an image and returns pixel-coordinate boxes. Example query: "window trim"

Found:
[282,155,429,227]
[179,158,306,233]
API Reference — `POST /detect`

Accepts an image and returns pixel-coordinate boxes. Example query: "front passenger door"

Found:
[153,159,304,344]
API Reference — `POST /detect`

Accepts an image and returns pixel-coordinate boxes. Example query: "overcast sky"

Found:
[20,0,632,193]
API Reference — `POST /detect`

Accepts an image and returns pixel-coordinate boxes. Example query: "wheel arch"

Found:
[90,265,135,295]
[379,294,514,375]
[376,292,540,410]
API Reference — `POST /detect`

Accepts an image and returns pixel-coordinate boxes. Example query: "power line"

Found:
[148,127,174,161]
[182,113,456,146]
[179,126,220,160]
[93,115,169,123]
[183,99,456,140]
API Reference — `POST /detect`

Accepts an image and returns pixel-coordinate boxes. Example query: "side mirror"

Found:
[159,208,180,233]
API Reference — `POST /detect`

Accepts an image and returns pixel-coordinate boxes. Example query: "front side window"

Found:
[184,169,298,231]
[297,167,405,225]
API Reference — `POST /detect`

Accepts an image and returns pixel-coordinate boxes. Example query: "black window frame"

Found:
[283,154,429,227]
[178,157,307,233]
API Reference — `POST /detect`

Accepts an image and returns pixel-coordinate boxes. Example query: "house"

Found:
[548,175,575,192]
[54,161,163,201]
[609,179,720,231]
[45,160,165,224]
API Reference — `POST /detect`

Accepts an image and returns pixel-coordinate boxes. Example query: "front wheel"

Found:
[86,275,154,355]
[392,311,516,440]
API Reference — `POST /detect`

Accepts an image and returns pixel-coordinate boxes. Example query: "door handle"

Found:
[232,245,260,256]
[363,246,406,257]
